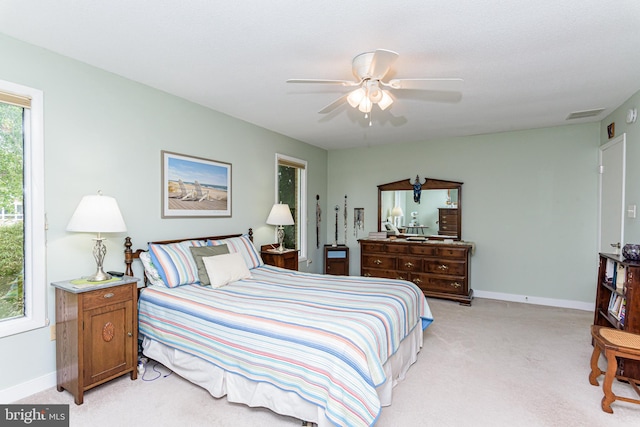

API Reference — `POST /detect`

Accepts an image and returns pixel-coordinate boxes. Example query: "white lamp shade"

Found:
[347,88,366,108]
[358,96,373,113]
[391,206,404,217]
[266,203,294,226]
[67,193,127,233]
[378,90,394,110]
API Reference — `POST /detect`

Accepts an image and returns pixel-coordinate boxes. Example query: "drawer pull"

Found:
[438,264,449,271]
[373,259,382,265]
[413,278,422,285]
[450,282,462,289]
[404,261,414,268]
[128,332,133,337]
[363,273,371,277]
[103,292,115,298]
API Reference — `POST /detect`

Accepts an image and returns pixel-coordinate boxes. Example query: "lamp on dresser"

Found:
[266,202,295,252]
[66,191,127,281]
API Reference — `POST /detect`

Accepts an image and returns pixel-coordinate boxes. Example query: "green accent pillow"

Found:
[189,244,230,285]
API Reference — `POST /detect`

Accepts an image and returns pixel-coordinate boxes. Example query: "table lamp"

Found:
[266,203,294,252]
[67,191,127,281]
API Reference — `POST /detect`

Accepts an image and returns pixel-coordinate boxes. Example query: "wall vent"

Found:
[566,108,605,120]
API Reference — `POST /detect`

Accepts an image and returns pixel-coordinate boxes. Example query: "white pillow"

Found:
[139,251,166,287]
[203,252,252,288]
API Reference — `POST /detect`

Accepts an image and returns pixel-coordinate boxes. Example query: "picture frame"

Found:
[161,150,232,218]
[607,122,615,139]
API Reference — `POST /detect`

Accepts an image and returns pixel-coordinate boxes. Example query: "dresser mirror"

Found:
[377,177,463,240]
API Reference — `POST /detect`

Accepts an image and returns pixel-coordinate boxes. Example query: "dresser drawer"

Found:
[360,242,386,254]
[362,255,396,270]
[409,245,438,256]
[397,256,423,272]
[424,259,466,276]
[83,284,133,310]
[386,244,408,254]
[433,246,467,259]
[362,268,407,281]
[412,274,467,295]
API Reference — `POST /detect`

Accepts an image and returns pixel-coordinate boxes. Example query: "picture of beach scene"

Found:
[162,151,231,217]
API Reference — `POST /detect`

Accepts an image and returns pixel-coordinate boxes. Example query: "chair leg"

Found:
[601,349,617,413]
[589,344,603,386]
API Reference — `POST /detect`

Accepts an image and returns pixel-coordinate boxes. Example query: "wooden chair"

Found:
[589,325,640,413]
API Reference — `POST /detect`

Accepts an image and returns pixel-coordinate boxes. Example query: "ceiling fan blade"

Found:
[287,79,359,86]
[318,94,348,114]
[367,49,399,79]
[386,78,464,91]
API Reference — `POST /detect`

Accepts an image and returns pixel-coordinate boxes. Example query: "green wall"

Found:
[0,33,327,393]
[1,28,638,400]
[328,123,602,305]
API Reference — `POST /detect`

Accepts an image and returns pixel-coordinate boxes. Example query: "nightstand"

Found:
[260,244,298,270]
[324,245,349,275]
[51,276,139,404]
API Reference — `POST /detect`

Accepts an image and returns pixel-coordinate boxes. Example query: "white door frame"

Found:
[598,133,626,253]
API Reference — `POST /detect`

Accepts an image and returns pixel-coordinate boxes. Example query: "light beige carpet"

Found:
[15,298,639,426]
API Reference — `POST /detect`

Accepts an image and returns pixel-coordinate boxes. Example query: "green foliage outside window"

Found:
[0,222,24,318]
[278,165,298,250]
[0,102,25,319]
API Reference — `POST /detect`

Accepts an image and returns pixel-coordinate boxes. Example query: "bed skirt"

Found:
[142,323,424,426]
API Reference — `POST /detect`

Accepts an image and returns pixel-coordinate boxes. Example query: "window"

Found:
[275,154,307,260]
[0,80,46,338]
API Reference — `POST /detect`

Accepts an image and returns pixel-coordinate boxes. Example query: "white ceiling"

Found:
[1,0,639,150]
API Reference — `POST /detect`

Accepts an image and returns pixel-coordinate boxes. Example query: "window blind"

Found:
[0,91,31,109]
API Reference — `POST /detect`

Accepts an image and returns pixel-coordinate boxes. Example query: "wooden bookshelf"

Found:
[594,253,640,380]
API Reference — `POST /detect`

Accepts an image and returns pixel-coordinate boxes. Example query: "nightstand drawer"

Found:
[83,284,133,310]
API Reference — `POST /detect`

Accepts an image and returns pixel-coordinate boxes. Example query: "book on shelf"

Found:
[615,263,626,292]
[605,259,616,285]
[608,294,626,321]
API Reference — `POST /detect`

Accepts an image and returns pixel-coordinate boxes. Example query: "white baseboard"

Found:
[474,289,595,312]
[0,371,56,403]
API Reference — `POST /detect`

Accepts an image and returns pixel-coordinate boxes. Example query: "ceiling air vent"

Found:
[566,108,605,120]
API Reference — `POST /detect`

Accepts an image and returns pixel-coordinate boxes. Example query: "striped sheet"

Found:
[138,265,432,427]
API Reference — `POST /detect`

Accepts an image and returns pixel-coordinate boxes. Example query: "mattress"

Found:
[138,265,433,426]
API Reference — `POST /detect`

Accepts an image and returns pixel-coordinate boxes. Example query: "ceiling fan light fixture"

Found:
[358,97,372,113]
[347,88,366,108]
[368,82,383,103]
[378,90,393,110]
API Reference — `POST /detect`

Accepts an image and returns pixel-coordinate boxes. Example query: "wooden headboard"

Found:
[124,228,254,278]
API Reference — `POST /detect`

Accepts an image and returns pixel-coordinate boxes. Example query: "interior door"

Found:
[599,134,626,254]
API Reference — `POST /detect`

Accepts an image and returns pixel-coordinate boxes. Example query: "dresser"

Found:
[52,276,139,404]
[438,208,459,236]
[359,238,473,305]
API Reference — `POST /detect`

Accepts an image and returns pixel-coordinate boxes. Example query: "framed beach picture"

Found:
[161,150,232,218]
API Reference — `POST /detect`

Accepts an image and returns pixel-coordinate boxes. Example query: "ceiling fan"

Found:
[287,49,463,120]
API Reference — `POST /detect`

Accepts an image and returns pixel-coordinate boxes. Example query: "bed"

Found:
[124,230,433,427]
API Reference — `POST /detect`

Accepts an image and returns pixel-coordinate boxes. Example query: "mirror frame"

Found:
[377,177,463,240]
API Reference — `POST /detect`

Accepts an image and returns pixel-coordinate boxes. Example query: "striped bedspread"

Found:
[138,265,433,427]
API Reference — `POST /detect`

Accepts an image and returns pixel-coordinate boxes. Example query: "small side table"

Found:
[260,244,298,270]
[324,245,349,275]
[51,276,139,404]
